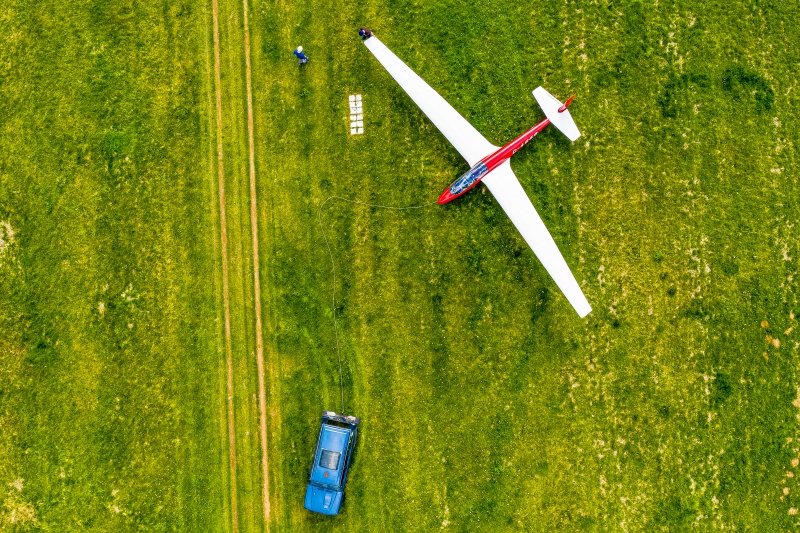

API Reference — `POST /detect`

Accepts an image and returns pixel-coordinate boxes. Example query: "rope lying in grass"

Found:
[317,196,437,413]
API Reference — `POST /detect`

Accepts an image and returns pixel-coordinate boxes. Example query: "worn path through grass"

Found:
[209,0,240,528]
[210,0,274,529]
[240,0,272,524]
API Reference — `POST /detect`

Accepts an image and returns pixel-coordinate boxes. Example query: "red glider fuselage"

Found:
[437,96,574,205]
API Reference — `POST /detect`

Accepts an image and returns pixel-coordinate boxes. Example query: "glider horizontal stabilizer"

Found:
[532,87,581,142]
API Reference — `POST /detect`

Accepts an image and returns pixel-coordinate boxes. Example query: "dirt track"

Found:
[241,0,272,526]
[210,0,270,529]
[210,0,239,529]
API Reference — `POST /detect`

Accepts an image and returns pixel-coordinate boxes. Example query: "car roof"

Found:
[320,424,350,452]
[310,424,352,487]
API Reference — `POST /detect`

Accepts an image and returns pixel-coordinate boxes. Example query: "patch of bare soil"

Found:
[0,221,14,256]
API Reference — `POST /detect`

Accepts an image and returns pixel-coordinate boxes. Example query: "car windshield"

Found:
[319,449,341,470]
[324,419,352,429]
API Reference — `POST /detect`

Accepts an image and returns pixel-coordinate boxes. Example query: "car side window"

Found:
[344,435,354,464]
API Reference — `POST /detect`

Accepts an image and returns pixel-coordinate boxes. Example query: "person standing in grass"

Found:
[358,27,373,40]
[293,46,309,65]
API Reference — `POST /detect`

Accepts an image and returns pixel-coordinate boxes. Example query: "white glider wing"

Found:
[482,161,592,317]
[364,35,591,317]
[363,36,497,166]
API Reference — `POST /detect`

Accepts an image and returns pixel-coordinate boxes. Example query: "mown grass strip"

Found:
[215,0,270,529]
[210,0,240,529]
[240,0,272,526]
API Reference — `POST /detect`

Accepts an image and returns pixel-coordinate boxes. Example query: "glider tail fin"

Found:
[532,87,581,142]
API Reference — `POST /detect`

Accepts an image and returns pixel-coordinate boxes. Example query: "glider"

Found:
[361,33,591,318]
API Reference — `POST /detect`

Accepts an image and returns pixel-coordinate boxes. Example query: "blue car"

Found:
[304,411,360,515]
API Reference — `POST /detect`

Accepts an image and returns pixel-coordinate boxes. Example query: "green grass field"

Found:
[1,0,799,531]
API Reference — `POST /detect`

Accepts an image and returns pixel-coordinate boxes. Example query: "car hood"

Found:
[304,483,343,515]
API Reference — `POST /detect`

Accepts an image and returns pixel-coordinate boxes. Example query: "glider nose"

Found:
[438,188,457,205]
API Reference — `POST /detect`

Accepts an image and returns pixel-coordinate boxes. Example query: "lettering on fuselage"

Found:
[449,162,489,195]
